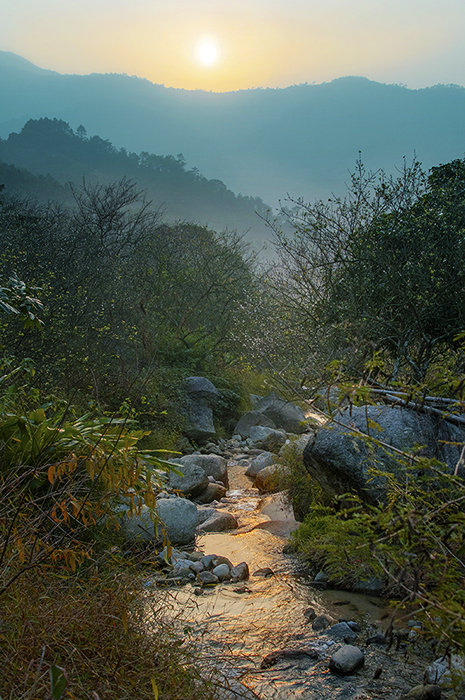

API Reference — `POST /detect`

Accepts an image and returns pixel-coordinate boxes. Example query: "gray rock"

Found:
[230,562,249,582]
[254,392,307,433]
[186,551,205,562]
[197,512,238,532]
[171,565,193,580]
[185,399,216,441]
[155,497,198,545]
[248,426,287,452]
[195,482,227,503]
[245,451,275,477]
[344,621,359,632]
[212,563,231,581]
[304,404,465,502]
[312,615,331,631]
[314,570,329,583]
[234,410,276,438]
[326,622,357,641]
[249,394,263,407]
[168,460,209,497]
[329,645,365,675]
[200,554,217,570]
[173,454,228,486]
[353,577,385,593]
[304,607,316,621]
[189,560,205,574]
[197,507,216,525]
[425,654,465,689]
[212,555,233,568]
[198,571,219,585]
[185,376,220,400]
[183,376,219,441]
[401,686,442,700]
[173,558,196,571]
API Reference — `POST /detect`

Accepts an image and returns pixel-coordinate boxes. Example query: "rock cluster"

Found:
[159,548,250,586]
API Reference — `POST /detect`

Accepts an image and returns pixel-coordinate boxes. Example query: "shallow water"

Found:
[157,460,431,699]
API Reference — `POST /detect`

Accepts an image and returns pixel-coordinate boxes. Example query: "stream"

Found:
[158,453,436,699]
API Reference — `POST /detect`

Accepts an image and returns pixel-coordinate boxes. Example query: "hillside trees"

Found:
[271,157,465,384]
[0,180,256,414]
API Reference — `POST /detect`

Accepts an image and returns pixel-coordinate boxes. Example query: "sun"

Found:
[195,36,220,67]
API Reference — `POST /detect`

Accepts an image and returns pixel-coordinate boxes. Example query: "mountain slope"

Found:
[1,51,465,203]
[0,118,271,244]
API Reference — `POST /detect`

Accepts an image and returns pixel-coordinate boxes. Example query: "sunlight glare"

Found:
[195,36,220,67]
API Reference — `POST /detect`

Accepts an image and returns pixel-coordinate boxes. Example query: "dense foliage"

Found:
[0,180,257,442]
[270,157,465,385]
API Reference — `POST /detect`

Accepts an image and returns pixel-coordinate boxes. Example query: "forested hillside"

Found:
[0,117,271,245]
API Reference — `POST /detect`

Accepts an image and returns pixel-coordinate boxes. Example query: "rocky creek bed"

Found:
[141,444,459,700]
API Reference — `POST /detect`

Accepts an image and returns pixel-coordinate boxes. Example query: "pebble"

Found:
[230,562,249,582]
[312,615,331,631]
[329,645,365,675]
[326,622,358,641]
[198,571,219,585]
[212,563,231,581]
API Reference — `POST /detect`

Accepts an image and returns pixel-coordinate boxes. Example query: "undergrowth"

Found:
[0,567,219,700]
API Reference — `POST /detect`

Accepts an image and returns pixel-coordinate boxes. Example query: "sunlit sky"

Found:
[2,0,465,91]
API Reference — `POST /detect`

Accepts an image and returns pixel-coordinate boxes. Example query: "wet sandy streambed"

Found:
[158,460,435,699]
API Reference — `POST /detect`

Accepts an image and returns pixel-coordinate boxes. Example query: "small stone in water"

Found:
[312,615,331,631]
[326,622,357,641]
[233,586,252,594]
[329,645,365,675]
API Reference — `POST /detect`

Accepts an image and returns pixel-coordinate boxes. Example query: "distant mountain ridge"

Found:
[1,51,465,203]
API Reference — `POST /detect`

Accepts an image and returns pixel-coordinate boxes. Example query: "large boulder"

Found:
[233,410,276,437]
[197,511,238,532]
[254,393,307,434]
[121,497,198,545]
[248,426,287,452]
[156,497,198,544]
[167,459,209,497]
[184,376,220,401]
[254,464,281,492]
[173,454,228,486]
[195,482,227,503]
[183,376,219,441]
[245,451,275,477]
[304,404,465,502]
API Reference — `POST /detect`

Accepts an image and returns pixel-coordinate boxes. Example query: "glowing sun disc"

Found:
[196,37,219,67]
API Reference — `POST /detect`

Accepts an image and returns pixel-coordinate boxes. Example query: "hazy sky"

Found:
[2,0,465,91]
